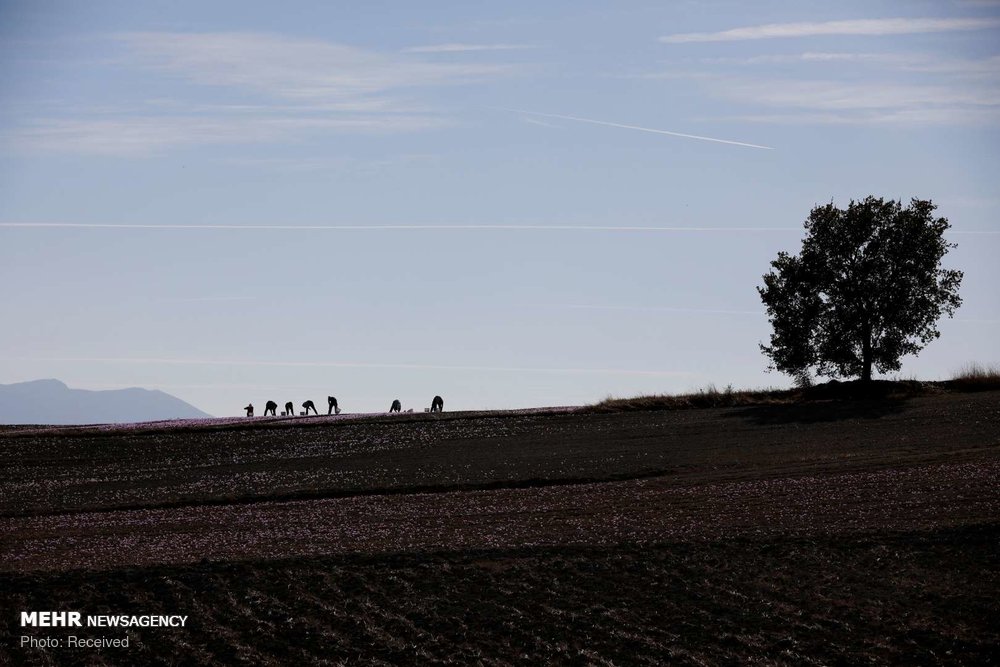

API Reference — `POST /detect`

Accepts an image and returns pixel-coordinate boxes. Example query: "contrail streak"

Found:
[497,108,775,150]
[10,356,694,378]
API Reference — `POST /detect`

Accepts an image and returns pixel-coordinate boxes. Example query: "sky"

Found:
[1,0,998,417]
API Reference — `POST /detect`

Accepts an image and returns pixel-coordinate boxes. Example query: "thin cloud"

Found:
[2,223,995,234]
[661,17,1000,43]
[905,54,1000,76]
[79,382,372,391]
[8,32,516,156]
[693,52,1000,81]
[217,153,439,173]
[558,304,1000,322]
[498,108,775,150]
[561,305,999,323]
[520,116,564,129]
[11,115,449,156]
[118,32,513,101]
[696,52,923,67]
[561,304,761,316]
[158,296,256,303]
[402,43,538,53]
[0,222,797,232]
[675,68,1000,126]
[143,99,413,114]
[13,356,695,378]
[722,79,1000,110]
[727,108,1000,125]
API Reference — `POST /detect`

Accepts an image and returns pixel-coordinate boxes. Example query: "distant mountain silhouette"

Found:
[0,379,212,425]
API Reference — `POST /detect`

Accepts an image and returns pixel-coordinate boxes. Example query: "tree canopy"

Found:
[758,197,963,383]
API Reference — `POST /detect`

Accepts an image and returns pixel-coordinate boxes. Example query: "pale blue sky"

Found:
[1,1,998,416]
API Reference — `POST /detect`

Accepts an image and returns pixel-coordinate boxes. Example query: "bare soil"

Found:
[2,391,999,664]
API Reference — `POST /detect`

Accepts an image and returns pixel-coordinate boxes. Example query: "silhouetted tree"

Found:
[758,197,962,383]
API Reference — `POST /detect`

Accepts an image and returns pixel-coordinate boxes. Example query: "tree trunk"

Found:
[861,325,873,383]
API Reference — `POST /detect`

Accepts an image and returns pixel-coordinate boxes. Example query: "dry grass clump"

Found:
[949,362,1000,391]
[590,375,970,413]
[591,385,794,413]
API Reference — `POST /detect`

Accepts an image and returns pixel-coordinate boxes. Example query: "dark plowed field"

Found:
[3,392,998,517]
[2,391,999,664]
[5,527,998,666]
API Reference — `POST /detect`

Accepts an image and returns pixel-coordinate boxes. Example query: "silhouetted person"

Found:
[244,403,254,417]
[431,395,444,413]
[285,401,294,416]
[328,396,341,415]
[390,399,401,413]
[302,400,318,415]
[264,400,277,416]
